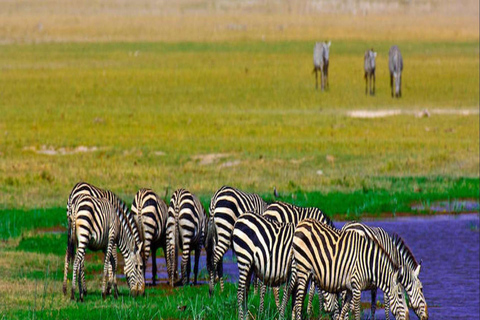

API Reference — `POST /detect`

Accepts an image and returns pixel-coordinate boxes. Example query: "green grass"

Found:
[0,40,478,209]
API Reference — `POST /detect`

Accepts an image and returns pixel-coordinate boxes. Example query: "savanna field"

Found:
[0,0,479,319]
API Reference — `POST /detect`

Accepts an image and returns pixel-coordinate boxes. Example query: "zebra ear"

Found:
[327,41,331,47]
[374,52,377,57]
[414,264,421,276]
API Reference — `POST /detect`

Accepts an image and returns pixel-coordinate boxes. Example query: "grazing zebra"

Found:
[166,188,206,286]
[287,219,409,320]
[389,45,404,98]
[342,222,428,320]
[232,212,296,320]
[364,48,377,95]
[262,201,337,317]
[313,41,331,91]
[69,194,144,301]
[63,182,142,296]
[131,188,168,286]
[205,186,268,296]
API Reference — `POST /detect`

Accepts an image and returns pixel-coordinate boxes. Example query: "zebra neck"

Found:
[372,246,397,293]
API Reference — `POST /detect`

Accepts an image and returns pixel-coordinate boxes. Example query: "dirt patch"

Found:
[347,109,479,119]
[23,145,101,155]
[192,153,230,165]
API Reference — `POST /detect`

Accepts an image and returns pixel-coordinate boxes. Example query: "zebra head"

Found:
[204,216,218,296]
[388,266,410,320]
[367,49,377,70]
[401,262,428,320]
[125,242,145,297]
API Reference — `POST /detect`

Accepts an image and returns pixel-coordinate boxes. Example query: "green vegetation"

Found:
[0,1,478,318]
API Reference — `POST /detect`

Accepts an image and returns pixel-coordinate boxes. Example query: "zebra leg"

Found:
[339,291,352,320]
[259,282,266,315]
[306,278,314,316]
[293,271,308,320]
[237,265,253,320]
[373,73,376,95]
[181,242,191,286]
[273,286,280,309]
[315,69,318,90]
[63,248,70,296]
[384,294,391,320]
[352,289,362,320]
[71,247,85,301]
[390,74,394,97]
[80,258,87,296]
[193,244,201,285]
[151,247,157,286]
[109,249,118,299]
[219,261,224,292]
[370,288,377,320]
[102,236,115,300]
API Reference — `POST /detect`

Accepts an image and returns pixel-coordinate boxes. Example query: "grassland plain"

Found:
[0,0,479,319]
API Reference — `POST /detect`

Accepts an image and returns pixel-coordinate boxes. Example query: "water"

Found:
[145,213,479,319]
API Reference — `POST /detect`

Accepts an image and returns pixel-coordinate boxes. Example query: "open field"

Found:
[0,0,479,319]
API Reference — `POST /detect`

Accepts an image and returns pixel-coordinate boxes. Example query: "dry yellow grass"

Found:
[0,0,478,43]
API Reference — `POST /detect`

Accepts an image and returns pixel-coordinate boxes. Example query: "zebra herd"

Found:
[314,42,404,98]
[63,183,427,320]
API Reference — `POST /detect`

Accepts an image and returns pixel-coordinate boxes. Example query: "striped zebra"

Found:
[63,182,142,296]
[166,188,206,286]
[262,201,337,317]
[288,219,409,320]
[364,48,377,95]
[342,222,428,320]
[389,45,403,98]
[232,212,296,320]
[205,186,268,296]
[68,194,144,301]
[313,41,331,91]
[131,188,168,286]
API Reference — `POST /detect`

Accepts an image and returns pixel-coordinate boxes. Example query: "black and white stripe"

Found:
[131,188,168,285]
[68,194,144,301]
[205,186,267,295]
[63,182,141,296]
[263,201,337,317]
[232,213,295,320]
[389,45,403,98]
[364,48,377,95]
[313,41,331,90]
[166,188,206,286]
[342,222,427,320]
[288,219,409,320]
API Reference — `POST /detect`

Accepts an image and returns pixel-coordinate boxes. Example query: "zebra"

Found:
[205,185,268,296]
[131,188,168,286]
[63,182,142,296]
[389,45,403,98]
[68,194,144,301]
[342,222,428,320]
[313,41,331,91]
[364,48,377,95]
[287,219,409,320]
[262,201,337,317]
[232,212,296,320]
[166,188,206,286]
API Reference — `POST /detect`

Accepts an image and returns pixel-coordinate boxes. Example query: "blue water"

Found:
[147,213,480,319]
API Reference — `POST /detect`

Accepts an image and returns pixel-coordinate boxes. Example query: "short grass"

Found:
[0,40,478,209]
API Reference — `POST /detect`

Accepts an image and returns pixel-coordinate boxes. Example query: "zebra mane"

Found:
[365,230,399,270]
[392,232,419,270]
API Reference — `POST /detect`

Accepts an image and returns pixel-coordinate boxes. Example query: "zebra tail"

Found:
[67,219,75,263]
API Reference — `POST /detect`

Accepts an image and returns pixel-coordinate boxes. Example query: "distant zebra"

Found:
[288,219,409,320]
[262,201,337,317]
[63,182,142,296]
[68,194,144,301]
[313,41,331,90]
[166,188,206,286]
[232,213,296,320]
[205,186,268,296]
[364,49,377,95]
[342,222,428,320]
[131,188,168,286]
[389,45,404,98]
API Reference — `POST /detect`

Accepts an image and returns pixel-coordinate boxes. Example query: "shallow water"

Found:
[145,213,479,319]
